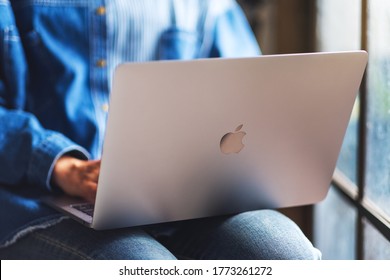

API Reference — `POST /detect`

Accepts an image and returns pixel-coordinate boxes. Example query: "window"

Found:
[314,0,390,259]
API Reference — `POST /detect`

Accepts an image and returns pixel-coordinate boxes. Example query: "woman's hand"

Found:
[51,155,101,202]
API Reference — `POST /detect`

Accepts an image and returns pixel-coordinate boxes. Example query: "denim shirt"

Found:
[0,0,260,247]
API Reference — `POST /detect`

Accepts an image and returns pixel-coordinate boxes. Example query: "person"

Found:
[0,0,321,260]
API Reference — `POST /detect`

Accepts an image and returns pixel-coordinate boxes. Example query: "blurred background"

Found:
[237,0,390,260]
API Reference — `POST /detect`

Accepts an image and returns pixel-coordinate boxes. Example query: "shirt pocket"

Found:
[1,25,27,109]
[21,29,59,82]
[19,29,61,115]
[157,27,201,60]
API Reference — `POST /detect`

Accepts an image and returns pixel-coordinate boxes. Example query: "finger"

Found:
[85,160,101,171]
[84,162,101,178]
[80,181,98,202]
[78,160,101,182]
[83,169,100,183]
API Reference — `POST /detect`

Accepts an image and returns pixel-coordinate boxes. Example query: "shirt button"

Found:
[96,6,106,15]
[96,59,106,68]
[102,104,109,112]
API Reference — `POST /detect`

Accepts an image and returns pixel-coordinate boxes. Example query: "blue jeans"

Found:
[0,210,321,260]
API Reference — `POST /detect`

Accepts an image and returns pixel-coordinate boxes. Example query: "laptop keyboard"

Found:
[71,203,95,217]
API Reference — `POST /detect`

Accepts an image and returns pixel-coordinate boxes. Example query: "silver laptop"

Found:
[44,51,368,230]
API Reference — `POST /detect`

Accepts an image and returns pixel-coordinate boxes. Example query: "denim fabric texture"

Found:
[0,0,320,259]
[0,210,321,260]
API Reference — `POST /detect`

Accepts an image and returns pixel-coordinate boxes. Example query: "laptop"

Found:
[44,51,368,230]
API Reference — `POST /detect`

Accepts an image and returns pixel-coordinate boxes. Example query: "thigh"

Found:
[0,218,177,260]
[159,210,321,260]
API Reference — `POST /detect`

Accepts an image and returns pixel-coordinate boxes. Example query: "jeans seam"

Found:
[33,231,93,260]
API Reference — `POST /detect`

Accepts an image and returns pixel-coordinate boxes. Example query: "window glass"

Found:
[314,186,356,259]
[363,218,390,259]
[316,0,361,51]
[366,0,390,218]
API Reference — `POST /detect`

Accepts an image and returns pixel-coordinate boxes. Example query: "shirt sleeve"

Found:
[208,1,261,58]
[0,108,90,190]
[0,5,89,192]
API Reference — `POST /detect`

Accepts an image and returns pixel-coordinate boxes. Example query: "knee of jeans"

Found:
[227,210,322,260]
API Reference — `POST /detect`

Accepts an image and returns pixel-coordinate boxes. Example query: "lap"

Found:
[158,210,321,260]
[0,210,321,260]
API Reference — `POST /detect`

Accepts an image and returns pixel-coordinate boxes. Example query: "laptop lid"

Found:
[83,51,367,229]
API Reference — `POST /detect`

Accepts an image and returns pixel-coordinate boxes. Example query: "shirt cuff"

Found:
[26,132,91,191]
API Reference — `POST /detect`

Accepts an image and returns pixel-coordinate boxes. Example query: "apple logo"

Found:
[220,124,246,155]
